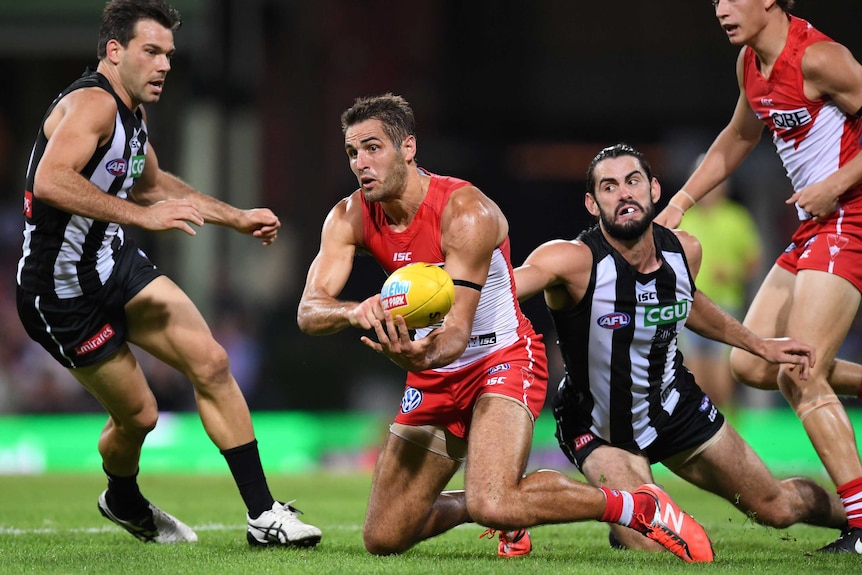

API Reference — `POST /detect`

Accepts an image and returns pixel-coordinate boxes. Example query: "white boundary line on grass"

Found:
[0,523,363,536]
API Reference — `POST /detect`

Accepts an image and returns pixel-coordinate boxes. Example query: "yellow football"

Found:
[380,263,455,329]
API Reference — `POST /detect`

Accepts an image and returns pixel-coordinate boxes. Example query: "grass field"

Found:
[0,472,859,575]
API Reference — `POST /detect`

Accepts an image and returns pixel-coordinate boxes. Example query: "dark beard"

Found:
[600,201,655,241]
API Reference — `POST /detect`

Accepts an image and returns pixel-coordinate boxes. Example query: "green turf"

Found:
[0,473,858,574]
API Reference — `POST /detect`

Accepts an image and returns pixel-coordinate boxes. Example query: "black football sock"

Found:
[221,439,274,519]
[104,466,150,519]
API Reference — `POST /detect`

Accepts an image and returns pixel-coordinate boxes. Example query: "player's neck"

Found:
[382,168,428,230]
[749,11,791,74]
[605,227,661,275]
[95,62,139,112]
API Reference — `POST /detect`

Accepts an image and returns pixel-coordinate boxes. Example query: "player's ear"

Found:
[650,177,661,204]
[585,192,599,217]
[401,135,417,162]
[105,38,123,65]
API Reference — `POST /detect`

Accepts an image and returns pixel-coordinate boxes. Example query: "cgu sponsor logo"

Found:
[597,312,630,330]
[381,280,410,312]
[105,158,127,176]
[644,300,690,326]
[75,323,115,355]
[129,154,145,178]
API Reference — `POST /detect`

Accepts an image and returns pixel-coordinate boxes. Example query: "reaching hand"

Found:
[654,205,683,229]
[759,337,816,380]
[238,208,281,246]
[142,199,203,235]
[360,312,437,372]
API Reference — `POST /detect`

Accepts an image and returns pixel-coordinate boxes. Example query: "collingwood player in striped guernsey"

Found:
[514,143,847,554]
[15,0,320,548]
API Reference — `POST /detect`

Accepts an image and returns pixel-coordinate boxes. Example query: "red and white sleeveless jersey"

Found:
[743,16,862,219]
[361,170,538,371]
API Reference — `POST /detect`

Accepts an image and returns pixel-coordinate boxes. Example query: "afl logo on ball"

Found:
[105,158,128,176]
[400,387,423,414]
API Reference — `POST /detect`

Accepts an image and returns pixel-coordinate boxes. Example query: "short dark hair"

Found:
[98,0,182,59]
[340,93,415,148]
[775,0,795,11]
[586,143,653,195]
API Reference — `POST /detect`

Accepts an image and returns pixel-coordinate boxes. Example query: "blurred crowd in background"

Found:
[0,0,860,415]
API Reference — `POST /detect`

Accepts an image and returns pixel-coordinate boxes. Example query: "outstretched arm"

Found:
[655,49,763,228]
[131,143,280,245]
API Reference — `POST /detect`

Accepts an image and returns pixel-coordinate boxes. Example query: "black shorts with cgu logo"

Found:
[16,240,163,369]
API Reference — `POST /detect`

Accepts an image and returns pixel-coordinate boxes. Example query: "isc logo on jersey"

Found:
[644,300,690,326]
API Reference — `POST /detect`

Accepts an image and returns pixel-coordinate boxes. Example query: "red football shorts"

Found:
[394,333,548,440]
[777,195,862,292]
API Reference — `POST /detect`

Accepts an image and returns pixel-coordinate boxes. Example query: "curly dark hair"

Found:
[98,0,182,59]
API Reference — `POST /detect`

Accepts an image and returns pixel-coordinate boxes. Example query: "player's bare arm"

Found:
[298,194,379,335]
[785,42,862,218]
[34,88,163,228]
[363,186,499,371]
[656,51,763,228]
[515,240,591,310]
[131,141,278,244]
[680,228,814,377]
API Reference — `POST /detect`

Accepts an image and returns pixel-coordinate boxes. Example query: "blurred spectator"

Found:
[677,155,762,408]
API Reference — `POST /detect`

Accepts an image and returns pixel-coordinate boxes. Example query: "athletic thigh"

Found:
[364,430,461,546]
[667,423,784,515]
[124,276,223,376]
[787,269,860,375]
[729,265,795,388]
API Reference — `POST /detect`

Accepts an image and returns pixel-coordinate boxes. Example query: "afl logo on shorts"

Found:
[400,386,423,414]
[105,158,128,176]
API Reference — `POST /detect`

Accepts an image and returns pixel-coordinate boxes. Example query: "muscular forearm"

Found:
[149,171,243,226]
[297,298,358,335]
[35,167,146,225]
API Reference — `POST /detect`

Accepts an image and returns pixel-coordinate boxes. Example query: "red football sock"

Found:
[837,477,862,530]
[599,486,635,525]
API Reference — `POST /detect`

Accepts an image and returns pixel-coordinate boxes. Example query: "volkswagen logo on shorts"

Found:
[400,386,423,414]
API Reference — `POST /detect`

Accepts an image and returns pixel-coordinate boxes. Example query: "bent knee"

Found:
[363,527,410,556]
[466,493,512,530]
[186,344,232,386]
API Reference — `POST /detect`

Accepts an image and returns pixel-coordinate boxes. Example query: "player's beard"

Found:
[600,200,655,241]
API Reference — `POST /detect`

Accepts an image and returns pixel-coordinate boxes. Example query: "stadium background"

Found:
[0,0,859,473]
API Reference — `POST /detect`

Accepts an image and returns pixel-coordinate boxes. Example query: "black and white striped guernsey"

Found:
[16,69,148,298]
[551,224,696,452]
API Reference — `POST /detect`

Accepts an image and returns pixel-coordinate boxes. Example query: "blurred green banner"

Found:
[0,408,857,476]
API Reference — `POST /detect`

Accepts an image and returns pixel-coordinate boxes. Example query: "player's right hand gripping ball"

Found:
[380,263,455,329]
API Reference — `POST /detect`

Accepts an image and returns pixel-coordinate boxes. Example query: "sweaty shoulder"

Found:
[324,190,364,246]
[443,183,508,245]
[672,228,702,275]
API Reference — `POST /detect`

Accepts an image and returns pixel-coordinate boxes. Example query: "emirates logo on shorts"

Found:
[75,324,115,355]
[574,433,595,451]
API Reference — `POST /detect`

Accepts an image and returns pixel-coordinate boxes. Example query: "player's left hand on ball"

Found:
[350,294,387,330]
